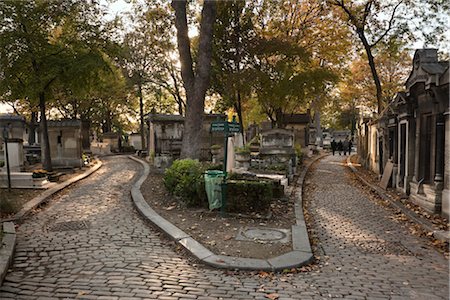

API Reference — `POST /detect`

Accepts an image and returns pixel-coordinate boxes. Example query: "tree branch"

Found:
[369,0,403,48]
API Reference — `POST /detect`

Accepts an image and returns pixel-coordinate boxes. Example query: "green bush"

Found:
[163,159,207,207]
[0,160,4,168]
[227,180,273,213]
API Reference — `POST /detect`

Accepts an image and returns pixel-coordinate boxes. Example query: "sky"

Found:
[1,0,448,114]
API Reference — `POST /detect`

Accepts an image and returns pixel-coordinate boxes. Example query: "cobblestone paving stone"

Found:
[1,155,448,299]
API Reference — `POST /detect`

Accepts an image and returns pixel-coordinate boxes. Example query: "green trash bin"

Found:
[204,170,225,210]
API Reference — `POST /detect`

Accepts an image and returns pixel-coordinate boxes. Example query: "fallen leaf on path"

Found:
[265,293,279,300]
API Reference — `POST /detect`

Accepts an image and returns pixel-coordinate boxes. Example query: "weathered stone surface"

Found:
[1,155,448,300]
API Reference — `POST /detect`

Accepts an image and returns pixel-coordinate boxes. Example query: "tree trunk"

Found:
[235,91,245,143]
[169,65,185,115]
[39,92,52,171]
[103,110,112,133]
[138,81,146,150]
[172,0,216,159]
[29,111,37,145]
[275,108,285,128]
[357,29,383,114]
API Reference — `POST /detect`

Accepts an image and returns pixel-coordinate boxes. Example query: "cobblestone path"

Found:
[1,155,448,299]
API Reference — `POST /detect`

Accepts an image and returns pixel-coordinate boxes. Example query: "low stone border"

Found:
[346,156,449,242]
[129,153,327,271]
[0,222,16,285]
[7,161,103,223]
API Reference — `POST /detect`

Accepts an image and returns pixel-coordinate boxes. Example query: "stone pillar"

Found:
[441,111,450,219]
[149,122,155,156]
[434,114,445,182]
[226,137,235,173]
[413,114,421,183]
[406,117,416,194]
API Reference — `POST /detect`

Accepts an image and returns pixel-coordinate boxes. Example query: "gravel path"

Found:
[1,155,448,299]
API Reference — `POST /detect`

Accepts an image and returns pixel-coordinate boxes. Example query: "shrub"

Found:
[227,180,273,213]
[163,159,207,207]
[235,145,250,154]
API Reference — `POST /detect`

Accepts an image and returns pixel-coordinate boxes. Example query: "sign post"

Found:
[210,117,240,216]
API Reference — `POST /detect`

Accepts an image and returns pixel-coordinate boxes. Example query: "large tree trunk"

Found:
[39,92,52,171]
[172,0,216,159]
[28,111,37,145]
[138,81,146,150]
[234,91,245,142]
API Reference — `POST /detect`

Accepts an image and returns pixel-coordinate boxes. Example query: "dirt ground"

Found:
[140,164,311,259]
[0,166,87,220]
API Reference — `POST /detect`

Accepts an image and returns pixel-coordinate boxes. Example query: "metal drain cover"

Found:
[47,220,90,232]
[355,240,413,256]
[236,227,290,243]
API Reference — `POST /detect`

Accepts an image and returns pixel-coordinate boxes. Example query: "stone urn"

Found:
[235,151,251,170]
[210,145,222,164]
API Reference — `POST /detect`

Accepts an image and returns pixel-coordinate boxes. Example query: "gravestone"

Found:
[380,160,394,190]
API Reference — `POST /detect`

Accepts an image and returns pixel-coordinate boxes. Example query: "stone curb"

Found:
[0,222,16,286]
[346,156,448,242]
[129,153,326,271]
[9,161,103,223]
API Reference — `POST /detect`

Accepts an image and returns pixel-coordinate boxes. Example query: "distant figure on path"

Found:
[348,140,353,155]
[343,139,349,155]
[331,139,337,155]
[337,140,343,155]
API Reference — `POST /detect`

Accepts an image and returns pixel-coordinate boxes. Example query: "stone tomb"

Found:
[46,120,83,168]
[2,138,24,172]
[90,141,111,156]
[102,132,121,153]
[0,115,26,172]
[259,129,296,179]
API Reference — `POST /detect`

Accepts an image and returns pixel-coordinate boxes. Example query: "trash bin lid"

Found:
[205,170,224,177]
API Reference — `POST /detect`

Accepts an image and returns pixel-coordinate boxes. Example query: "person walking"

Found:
[348,139,353,155]
[331,139,337,155]
[337,140,343,155]
[343,139,349,156]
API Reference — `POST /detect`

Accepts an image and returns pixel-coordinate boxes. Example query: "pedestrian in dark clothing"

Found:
[343,139,349,156]
[348,140,353,155]
[337,140,343,155]
[331,139,337,155]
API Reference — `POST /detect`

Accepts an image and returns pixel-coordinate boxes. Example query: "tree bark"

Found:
[39,92,52,171]
[235,91,245,142]
[357,28,383,114]
[138,81,146,150]
[172,0,216,159]
[29,111,37,145]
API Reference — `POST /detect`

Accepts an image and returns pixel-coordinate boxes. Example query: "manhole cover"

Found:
[355,240,413,256]
[236,227,290,243]
[47,220,90,232]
